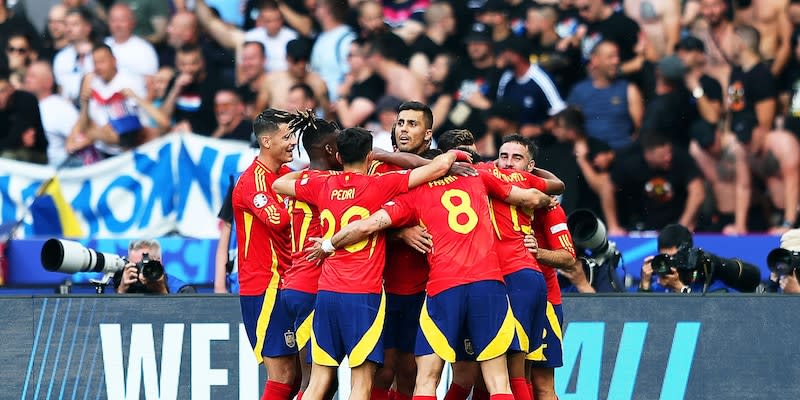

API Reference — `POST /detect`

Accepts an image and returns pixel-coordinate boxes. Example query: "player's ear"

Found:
[425,128,433,142]
[366,150,374,164]
[527,159,535,172]
[335,152,342,165]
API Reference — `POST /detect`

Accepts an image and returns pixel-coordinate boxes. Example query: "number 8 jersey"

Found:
[382,173,513,296]
[294,170,411,294]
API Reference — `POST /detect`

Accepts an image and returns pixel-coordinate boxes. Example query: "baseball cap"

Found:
[497,35,532,58]
[675,36,705,53]
[286,38,312,61]
[480,0,509,13]
[657,55,687,82]
[465,22,492,43]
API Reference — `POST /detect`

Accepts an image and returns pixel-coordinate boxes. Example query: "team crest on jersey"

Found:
[285,330,297,348]
[253,193,269,208]
[464,339,475,356]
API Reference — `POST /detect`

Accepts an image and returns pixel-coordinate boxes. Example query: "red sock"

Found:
[489,394,515,400]
[371,388,390,400]
[527,382,534,400]
[444,383,471,400]
[511,378,531,400]
[262,380,294,400]
[394,391,412,400]
[473,388,490,400]
[411,396,437,400]
[296,391,304,400]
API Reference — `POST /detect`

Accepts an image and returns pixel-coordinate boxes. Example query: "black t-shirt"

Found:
[610,147,700,230]
[220,119,253,142]
[218,180,234,223]
[236,83,258,107]
[728,63,776,144]
[409,34,446,65]
[166,76,222,136]
[365,30,411,65]
[641,86,694,149]
[443,63,502,102]
[529,34,583,97]
[349,74,386,103]
[0,90,47,155]
[581,12,640,62]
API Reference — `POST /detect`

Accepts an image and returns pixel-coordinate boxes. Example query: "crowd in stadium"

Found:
[2,0,800,237]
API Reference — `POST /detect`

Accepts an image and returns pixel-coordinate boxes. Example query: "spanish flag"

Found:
[29,177,83,238]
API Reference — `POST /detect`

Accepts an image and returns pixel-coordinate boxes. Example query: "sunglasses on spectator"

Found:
[6,47,28,54]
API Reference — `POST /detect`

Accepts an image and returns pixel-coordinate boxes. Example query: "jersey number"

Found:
[509,205,533,234]
[320,206,374,253]
[288,200,313,253]
[441,189,479,234]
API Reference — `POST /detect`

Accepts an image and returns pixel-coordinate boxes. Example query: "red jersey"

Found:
[368,160,429,295]
[294,170,411,294]
[533,205,575,305]
[232,158,292,296]
[482,166,548,276]
[382,174,513,296]
[284,169,329,294]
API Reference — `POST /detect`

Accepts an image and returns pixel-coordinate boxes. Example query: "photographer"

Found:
[639,224,760,293]
[114,239,194,294]
[765,229,800,293]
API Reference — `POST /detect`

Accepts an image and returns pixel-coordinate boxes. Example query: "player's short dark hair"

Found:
[337,127,373,164]
[289,83,315,102]
[254,108,295,137]
[243,41,266,56]
[437,129,475,152]
[658,224,693,250]
[502,134,538,161]
[555,106,586,136]
[641,132,672,150]
[398,101,433,130]
[420,148,443,160]
[456,146,482,165]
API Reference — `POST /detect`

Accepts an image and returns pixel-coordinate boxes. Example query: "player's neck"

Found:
[343,161,369,174]
[257,152,283,174]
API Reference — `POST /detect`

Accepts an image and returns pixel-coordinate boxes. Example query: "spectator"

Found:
[356,0,410,65]
[437,22,500,135]
[162,11,234,82]
[690,0,736,89]
[71,44,148,158]
[215,179,239,294]
[116,0,169,44]
[0,66,47,164]
[311,0,356,102]
[497,35,566,137]
[575,0,644,75]
[336,39,385,128]
[476,0,513,46]
[568,41,644,150]
[114,239,195,294]
[212,89,252,142]
[195,0,298,73]
[689,122,751,235]
[5,32,35,89]
[733,0,792,77]
[0,0,40,60]
[600,132,705,234]
[425,52,452,112]
[365,95,401,152]
[408,1,457,78]
[545,106,613,216]
[146,66,174,111]
[255,38,329,115]
[53,6,95,103]
[766,229,800,293]
[23,61,79,168]
[480,101,520,159]
[382,0,429,29]
[525,5,582,97]
[623,0,681,59]
[365,35,425,102]
[41,4,70,63]
[674,36,723,128]
[162,45,222,136]
[105,3,158,79]
[236,41,268,118]
[640,56,695,149]
[285,83,320,170]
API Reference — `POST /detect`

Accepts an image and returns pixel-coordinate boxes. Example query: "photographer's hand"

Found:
[639,256,654,291]
[657,268,686,293]
[140,271,168,294]
[117,264,139,294]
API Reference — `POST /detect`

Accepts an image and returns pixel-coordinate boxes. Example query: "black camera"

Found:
[566,209,623,292]
[134,252,164,282]
[767,248,800,276]
[650,245,761,292]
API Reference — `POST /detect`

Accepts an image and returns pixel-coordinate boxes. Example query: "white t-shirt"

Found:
[88,70,148,155]
[310,25,355,102]
[53,44,95,103]
[39,94,79,167]
[366,122,394,152]
[243,26,298,73]
[105,36,159,77]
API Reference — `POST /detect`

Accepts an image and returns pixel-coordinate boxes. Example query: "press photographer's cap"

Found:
[780,229,800,251]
